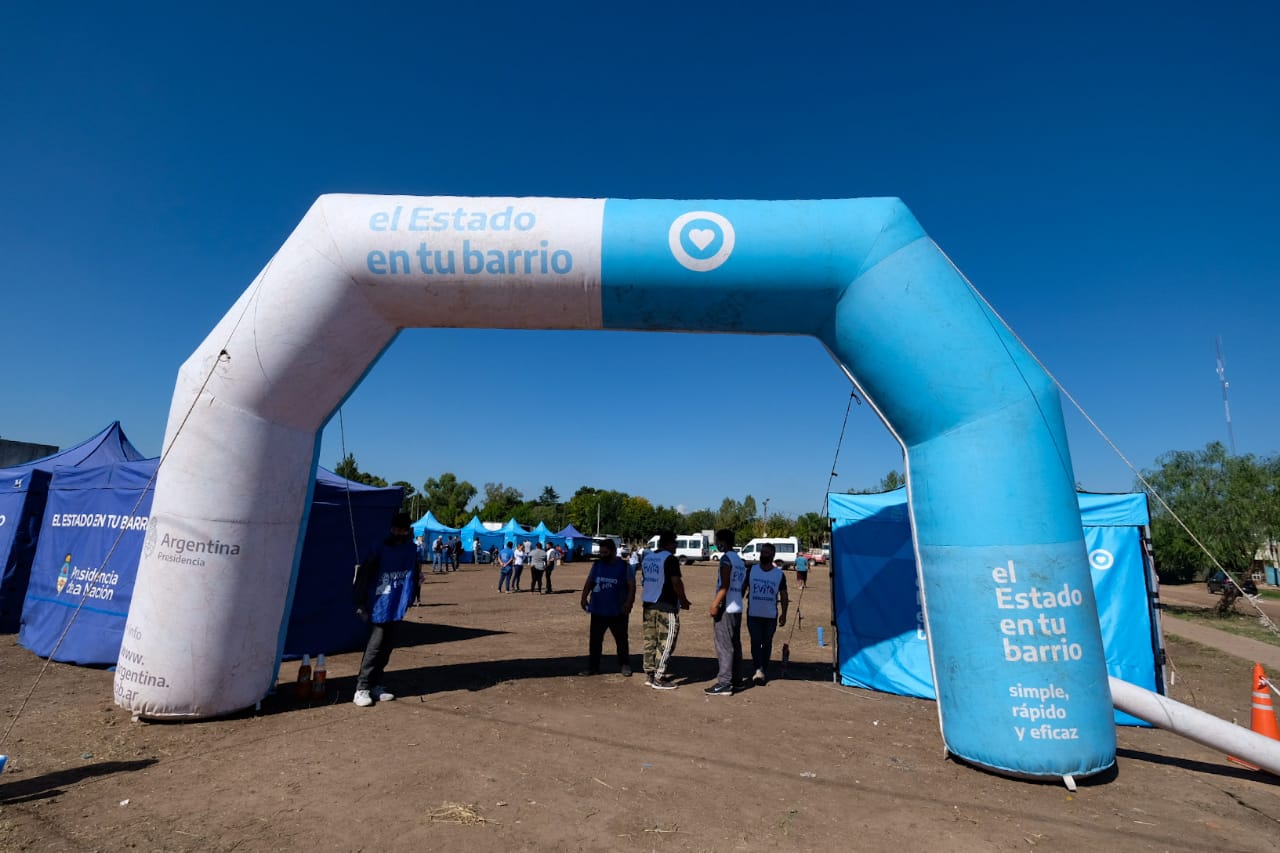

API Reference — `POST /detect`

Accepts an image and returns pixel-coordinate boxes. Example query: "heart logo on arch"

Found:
[688,228,716,252]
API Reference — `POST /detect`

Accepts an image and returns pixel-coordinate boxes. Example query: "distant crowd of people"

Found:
[495,540,561,593]
[349,520,790,707]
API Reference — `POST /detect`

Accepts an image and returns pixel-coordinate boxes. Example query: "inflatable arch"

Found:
[118,196,1115,780]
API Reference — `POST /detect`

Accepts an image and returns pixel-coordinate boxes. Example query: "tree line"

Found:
[332,453,869,547]
[337,443,1280,582]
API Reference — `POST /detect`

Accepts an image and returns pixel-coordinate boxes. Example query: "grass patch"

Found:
[1163,605,1280,646]
[1258,588,1280,601]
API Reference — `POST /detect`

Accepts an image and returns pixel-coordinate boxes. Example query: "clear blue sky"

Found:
[2,3,1276,520]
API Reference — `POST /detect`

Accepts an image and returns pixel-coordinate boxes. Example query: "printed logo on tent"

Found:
[56,553,72,594]
[0,513,6,527]
[668,211,735,272]
[1088,548,1114,571]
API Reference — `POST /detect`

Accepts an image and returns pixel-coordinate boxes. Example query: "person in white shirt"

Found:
[512,543,527,591]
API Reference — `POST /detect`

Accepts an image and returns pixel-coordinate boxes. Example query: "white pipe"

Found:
[1110,676,1280,774]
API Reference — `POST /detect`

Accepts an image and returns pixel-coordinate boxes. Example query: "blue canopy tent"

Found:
[18,460,401,664]
[498,518,532,547]
[458,515,505,561]
[556,524,589,561]
[0,422,145,633]
[828,489,1167,726]
[529,521,565,549]
[412,511,459,539]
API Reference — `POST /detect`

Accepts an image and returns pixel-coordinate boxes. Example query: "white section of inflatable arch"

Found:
[120,194,1117,782]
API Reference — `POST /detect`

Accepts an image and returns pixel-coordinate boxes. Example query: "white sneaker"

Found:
[353,689,373,707]
[372,685,396,702]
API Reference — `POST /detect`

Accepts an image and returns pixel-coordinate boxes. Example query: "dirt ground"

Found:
[1,565,1278,852]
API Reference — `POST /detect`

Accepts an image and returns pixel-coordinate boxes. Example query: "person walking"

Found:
[351,511,421,707]
[432,535,445,573]
[529,541,548,592]
[498,541,515,592]
[512,542,527,591]
[471,535,482,565]
[579,538,634,676]
[543,543,559,593]
[746,543,789,685]
[639,531,690,690]
[705,528,748,696]
[794,551,809,590]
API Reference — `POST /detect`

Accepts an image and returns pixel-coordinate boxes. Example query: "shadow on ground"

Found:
[0,758,158,805]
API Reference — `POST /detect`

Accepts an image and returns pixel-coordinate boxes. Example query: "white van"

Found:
[646,533,710,564]
[590,535,623,556]
[739,537,800,567]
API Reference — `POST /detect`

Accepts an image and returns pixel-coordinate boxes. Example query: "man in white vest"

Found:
[705,528,748,696]
[746,542,789,685]
[640,530,691,689]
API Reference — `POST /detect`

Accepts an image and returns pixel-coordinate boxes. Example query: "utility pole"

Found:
[1215,336,1237,455]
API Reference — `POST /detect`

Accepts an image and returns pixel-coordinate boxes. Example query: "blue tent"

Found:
[0,422,144,633]
[18,460,401,664]
[498,518,532,546]
[555,524,589,561]
[828,489,1167,726]
[458,515,501,561]
[412,511,459,539]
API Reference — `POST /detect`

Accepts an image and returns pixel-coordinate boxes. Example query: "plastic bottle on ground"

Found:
[311,654,327,700]
[295,653,312,698]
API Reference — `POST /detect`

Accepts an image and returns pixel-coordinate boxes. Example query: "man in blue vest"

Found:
[705,528,748,696]
[351,511,421,707]
[640,530,691,689]
[579,538,635,675]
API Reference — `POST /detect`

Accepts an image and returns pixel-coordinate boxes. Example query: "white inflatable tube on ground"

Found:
[1110,676,1280,775]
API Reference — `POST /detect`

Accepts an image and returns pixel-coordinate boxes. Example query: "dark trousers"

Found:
[498,568,513,591]
[543,565,555,593]
[530,567,545,591]
[588,613,630,672]
[747,615,778,674]
[713,611,744,686]
[357,621,398,690]
[513,565,524,589]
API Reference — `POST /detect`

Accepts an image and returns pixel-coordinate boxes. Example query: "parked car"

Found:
[803,550,827,565]
[1207,570,1258,596]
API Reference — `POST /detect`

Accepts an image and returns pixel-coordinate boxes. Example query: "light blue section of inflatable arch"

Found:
[600,198,1116,779]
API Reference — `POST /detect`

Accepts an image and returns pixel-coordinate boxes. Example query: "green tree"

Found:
[1141,442,1280,583]
[422,472,477,526]
[334,453,388,487]
[537,485,560,506]
[478,482,523,521]
[684,508,716,533]
[793,512,828,548]
[618,495,656,543]
[850,470,904,494]
[393,480,420,518]
[715,495,758,543]
[564,486,600,532]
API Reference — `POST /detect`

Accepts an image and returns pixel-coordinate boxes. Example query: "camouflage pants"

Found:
[642,606,680,676]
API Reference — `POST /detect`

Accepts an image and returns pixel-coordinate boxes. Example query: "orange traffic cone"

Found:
[1249,663,1280,741]
[1228,663,1278,770]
